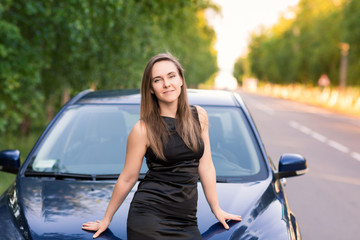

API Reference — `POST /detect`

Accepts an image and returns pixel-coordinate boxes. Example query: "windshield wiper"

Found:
[216,176,246,183]
[24,171,146,181]
[93,174,119,180]
[25,171,95,180]
[216,177,229,183]
[89,173,146,180]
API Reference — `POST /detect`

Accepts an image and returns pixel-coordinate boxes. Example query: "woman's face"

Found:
[151,60,183,105]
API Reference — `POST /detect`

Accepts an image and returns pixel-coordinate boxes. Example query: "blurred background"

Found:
[1,0,220,193]
[1,0,359,238]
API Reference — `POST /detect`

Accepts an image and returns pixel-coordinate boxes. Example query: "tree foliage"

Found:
[243,0,359,87]
[343,0,360,86]
[0,0,218,135]
[233,56,248,85]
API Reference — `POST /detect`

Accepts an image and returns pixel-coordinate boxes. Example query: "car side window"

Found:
[206,107,266,179]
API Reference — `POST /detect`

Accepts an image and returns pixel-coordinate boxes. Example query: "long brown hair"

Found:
[140,53,201,159]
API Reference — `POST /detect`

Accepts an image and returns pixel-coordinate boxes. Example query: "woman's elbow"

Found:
[118,172,139,186]
[199,163,215,177]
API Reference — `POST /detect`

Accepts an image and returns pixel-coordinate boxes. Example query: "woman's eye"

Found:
[169,74,175,78]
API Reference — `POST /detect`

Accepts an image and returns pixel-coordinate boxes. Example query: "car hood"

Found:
[2,177,290,239]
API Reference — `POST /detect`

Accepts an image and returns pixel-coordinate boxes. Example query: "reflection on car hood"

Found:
[3,177,290,239]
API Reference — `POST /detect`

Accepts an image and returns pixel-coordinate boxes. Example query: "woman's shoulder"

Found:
[129,120,149,146]
[130,120,148,137]
[193,105,208,127]
[134,119,147,130]
[193,105,207,118]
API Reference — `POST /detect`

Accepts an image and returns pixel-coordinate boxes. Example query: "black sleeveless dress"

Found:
[127,108,204,240]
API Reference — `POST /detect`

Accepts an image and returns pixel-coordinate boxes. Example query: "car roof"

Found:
[74,89,243,107]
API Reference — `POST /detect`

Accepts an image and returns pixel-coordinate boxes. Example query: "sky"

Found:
[206,0,300,74]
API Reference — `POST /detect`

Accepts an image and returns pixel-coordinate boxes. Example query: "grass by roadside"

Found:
[0,131,42,194]
[243,83,360,118]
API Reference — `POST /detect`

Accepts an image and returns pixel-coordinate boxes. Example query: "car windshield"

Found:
[28,104,267,181]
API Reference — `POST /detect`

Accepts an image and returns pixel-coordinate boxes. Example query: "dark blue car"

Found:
[0,89,307,239]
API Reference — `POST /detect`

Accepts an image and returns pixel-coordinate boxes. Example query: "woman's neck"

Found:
[158,102,178,118]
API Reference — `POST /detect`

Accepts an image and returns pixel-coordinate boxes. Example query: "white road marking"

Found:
[299,125,312,135]
[254,103,275,115]
[311,132,327,142]
[289,120,300,129]
[351,152,360,162]
[288,120,357,161]
[327,140,349,153]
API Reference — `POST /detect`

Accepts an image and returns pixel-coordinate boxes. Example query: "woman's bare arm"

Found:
[82,120,148,238]
[196,106,242,229]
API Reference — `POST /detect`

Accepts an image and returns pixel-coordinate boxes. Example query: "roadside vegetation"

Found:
[0,0,218,136]
[247,83,360,117]
[0,0,218,193]
[234,0,360,116]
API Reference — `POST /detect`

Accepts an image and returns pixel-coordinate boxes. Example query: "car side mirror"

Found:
[276,153,307,179]
[0,149,21,174]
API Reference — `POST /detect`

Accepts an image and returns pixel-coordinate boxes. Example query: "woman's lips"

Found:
[163,90,174,94]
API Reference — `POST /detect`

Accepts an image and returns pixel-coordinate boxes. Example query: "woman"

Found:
[82,53,241,239]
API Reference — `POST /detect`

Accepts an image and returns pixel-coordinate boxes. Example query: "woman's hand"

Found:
[213,208,242,230]
[82,219,110,238]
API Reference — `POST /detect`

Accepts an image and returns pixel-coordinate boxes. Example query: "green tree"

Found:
[0,0,43,134]
[343,0,360,86]
[245,0,346,86]
[0,0,218,137]
[233,57,248,85]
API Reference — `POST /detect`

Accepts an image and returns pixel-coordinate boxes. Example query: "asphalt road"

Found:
[238,90,360,240]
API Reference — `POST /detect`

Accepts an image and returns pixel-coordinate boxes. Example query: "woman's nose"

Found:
[163,79,170,87]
